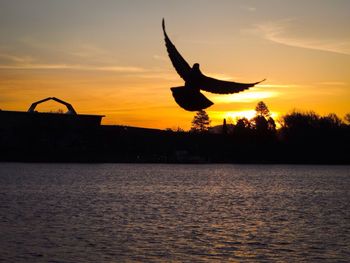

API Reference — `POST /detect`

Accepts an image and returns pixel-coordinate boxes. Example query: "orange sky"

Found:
[0,0,349,129]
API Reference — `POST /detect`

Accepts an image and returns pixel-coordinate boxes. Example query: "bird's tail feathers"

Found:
[170,86,213,111]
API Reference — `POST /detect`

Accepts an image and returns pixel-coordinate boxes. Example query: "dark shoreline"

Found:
[1,124,349,164]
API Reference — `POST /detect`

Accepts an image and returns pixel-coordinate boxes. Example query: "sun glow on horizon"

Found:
[210,110,280,126]
[225,110,257,121]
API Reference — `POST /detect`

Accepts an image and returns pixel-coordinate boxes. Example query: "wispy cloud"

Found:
[258,84,302,88]
[240,6,256,12]
[0,52,145,73]
[315,81,347,86]
[0,35,144,74]
[255,20,350,56]
[0,52,184,82]
[69,45,108,59]
[0,56,188,87]
[15,37,120,64]
[153,55,167,62]
[133,72,179,81]
[0,53,35,64]
[0,62,146,73]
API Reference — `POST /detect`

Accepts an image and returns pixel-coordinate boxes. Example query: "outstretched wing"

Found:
[162,19,192,81]
[199,75,265,94]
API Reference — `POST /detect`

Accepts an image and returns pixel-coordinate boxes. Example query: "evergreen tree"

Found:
[252,101,276,135]
[255,101,270,118]
[191,110,211,133]
[222,118,227,134]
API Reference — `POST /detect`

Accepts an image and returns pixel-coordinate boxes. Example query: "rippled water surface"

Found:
[0,163,349,262]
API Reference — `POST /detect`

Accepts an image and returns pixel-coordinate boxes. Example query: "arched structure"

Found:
[28,97,77,115]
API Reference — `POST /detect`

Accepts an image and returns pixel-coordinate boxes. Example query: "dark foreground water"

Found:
[0,164,349,262]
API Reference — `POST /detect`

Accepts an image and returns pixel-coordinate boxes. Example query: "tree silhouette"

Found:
[251,101,276,134]
[255,101,270,118]
[320,113,343,129]
[267,117,276,131]
[222,118,227,134]
[252,115,268,131]
[49,108,64,114]
[344,113,350,125]
[236,117,251,129]
[233,117,251,137]
[191,110,211,133]
[281,111,320,130]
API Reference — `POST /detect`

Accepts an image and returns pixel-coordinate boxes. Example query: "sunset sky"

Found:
[1,0,349,129]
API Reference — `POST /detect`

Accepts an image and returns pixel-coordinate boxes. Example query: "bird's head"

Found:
[192,63,200,70]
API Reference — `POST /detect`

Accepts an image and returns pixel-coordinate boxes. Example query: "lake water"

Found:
[0,163,349,262]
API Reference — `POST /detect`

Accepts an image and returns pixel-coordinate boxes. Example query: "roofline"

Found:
[0,110,105,117]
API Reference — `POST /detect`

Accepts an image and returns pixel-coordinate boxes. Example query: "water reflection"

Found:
[0,164,349,262]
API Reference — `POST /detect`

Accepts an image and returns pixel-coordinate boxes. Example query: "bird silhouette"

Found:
[162,19,265,111]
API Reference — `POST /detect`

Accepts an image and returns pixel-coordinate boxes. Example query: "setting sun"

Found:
[210,109,279,124]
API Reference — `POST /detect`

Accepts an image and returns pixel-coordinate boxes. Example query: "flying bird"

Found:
[162,19,265,111]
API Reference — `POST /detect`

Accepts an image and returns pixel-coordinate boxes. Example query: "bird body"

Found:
[162,19,265,111]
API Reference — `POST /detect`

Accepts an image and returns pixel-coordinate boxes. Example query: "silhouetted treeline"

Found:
[278,111,350,163]
[0,110,349,164]
[203,110,349,164]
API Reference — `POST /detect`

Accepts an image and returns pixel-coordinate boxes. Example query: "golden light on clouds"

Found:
[211,89,279,104]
